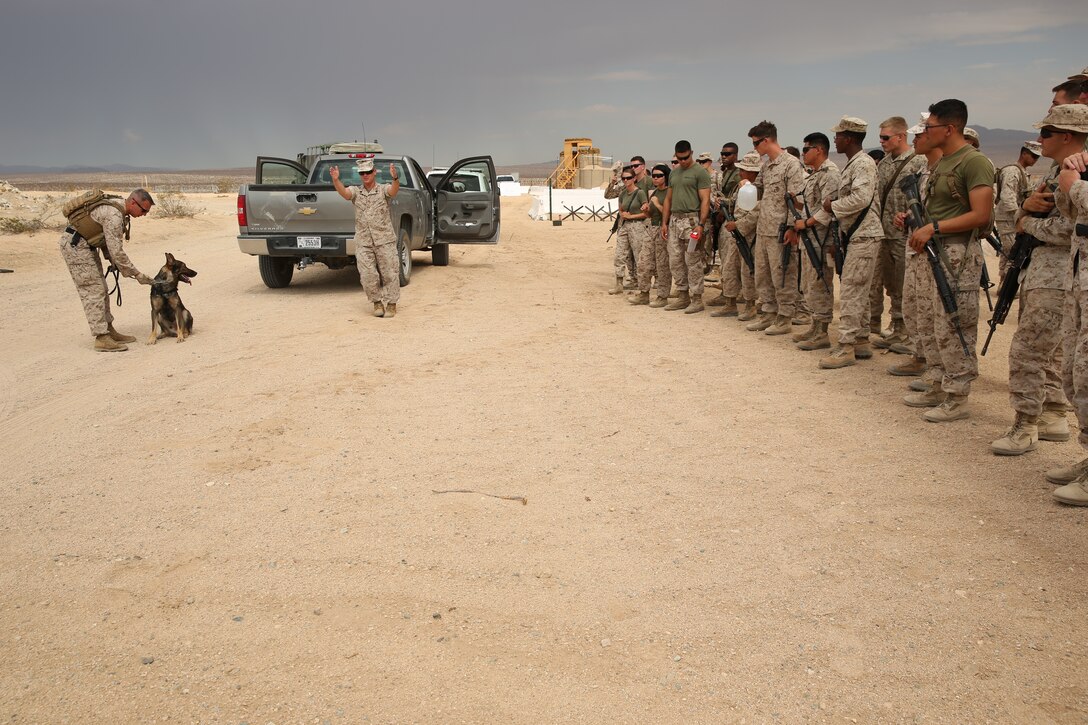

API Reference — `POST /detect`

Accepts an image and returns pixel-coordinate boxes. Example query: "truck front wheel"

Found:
[258,255,294,288]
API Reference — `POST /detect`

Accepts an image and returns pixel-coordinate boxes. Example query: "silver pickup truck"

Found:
[236,144,500,288]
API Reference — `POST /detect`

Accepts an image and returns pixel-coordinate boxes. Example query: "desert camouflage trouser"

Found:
[719,224,756,303]
[902,252,938,378]
[59,233,113,336]
[868,237,906,331]
[667,214,704,296]
[754,233,797,317]
[801,235,835,323]
[1062,269,1088,449]
[1009,287,1068,416]
[836,236,880,345]
[357,241,400,304]
[919,240,983,396]
[637,221,670,296]
[615,221,644,280]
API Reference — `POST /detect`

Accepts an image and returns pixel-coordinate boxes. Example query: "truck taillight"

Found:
[237,193,247,228]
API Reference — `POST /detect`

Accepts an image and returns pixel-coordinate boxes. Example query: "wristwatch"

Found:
[932,220,940,235]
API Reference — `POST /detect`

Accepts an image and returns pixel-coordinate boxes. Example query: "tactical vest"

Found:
[63,190,129,248]
[926,146,994,239]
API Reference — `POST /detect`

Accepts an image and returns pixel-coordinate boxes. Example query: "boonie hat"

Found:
[1022,140,1042,156]
[1033,104,1088,134]
[963,127,980,141]
[830,116,868,133]
[907,112,931,135]
[736,151,763,172]
[696,152,713,162]
[1068,67,1088,81]
[355,158,375,173]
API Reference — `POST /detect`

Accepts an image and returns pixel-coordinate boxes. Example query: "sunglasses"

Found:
[801,146,814,154]
[361,169,376,175]
[879,134,894,141]
[651,173,665,178]
[631,162,644,167]
[670,160,679,165]
[752,138,767,148]
[621,176,634,181]
[721,151,736,156]
[1039,128,1062,139]
[675,154,692,161]
[920,123,951,134]
[698,159,711,163]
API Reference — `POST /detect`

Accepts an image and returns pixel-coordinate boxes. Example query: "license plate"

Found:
[296,236,321,249]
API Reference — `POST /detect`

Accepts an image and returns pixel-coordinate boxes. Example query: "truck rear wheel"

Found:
[398,228,412,286]
[258,255,294,288]
[431,243,450,266]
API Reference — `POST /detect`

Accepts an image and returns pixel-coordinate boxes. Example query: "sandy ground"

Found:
[1,192,1087,724]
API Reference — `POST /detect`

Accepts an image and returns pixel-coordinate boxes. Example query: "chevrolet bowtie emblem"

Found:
[299,207,317,215]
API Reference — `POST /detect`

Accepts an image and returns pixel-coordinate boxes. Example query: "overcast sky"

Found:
[1,0,1085,170]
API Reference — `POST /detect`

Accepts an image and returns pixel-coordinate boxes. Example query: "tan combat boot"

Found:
[608,276,625,295]
[623,277,637,290]
[737,301,758,321]
[107,325,137,344]
[888,357,926,377]
[706,292,728,307]
[990,413,1039,456]
[628,291,650,305]
[684,294,705,314]
[923,394,970,422]
[854,341,874,359]
[649,295,668,308]
[903,385,945,407]
[384,303,397,318]
[746,312,774,331]
[765,315,792,335]
[819,344,856,369]
[1053,477,1088,506]
[792,320,818,343]
[908,378,933,392]
[373,302,385,318]
[664,291,690,311]
[1045,456,1088,485]
[1038,404,1071,442]
[797,322,831,350]
[94,334,128,352]
[709,297,738,317]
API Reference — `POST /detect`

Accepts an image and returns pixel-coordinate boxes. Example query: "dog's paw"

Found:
[145,337,158,346]
[176,336,186,343]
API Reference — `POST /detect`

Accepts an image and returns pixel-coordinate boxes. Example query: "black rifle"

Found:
[980,264,994,311]
[785,191,830,294]
[828,218,846,277]
[899,172,971,357]
[722,205,755,274]
[984,232,1003,257]
[980,232,1043,355]
[778,221,791,286]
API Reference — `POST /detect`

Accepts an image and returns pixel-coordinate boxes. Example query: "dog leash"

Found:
[104,264,122,307]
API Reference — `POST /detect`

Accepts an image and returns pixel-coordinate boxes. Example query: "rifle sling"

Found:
[878,152,916,217]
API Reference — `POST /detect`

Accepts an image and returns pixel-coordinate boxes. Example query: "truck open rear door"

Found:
[255,157,309,184]
[433,156,500,244]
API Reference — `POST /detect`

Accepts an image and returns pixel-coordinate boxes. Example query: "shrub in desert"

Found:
[154,192,202,218]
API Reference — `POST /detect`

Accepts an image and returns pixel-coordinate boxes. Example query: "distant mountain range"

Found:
[0,126,1041,179]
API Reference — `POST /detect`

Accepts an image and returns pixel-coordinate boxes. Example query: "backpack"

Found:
[63,190,128,248]
[994,164,1027,207]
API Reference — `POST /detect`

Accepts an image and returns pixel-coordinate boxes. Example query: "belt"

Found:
[1077,224,1088,237]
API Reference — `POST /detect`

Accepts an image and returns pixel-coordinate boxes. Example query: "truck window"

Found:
[312,159,414,189]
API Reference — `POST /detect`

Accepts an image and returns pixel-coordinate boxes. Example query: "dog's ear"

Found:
[165,252,176,263]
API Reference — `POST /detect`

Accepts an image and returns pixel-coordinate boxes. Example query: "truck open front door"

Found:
[433,156,500,245]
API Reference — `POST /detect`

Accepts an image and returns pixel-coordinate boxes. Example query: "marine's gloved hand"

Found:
[137,273,153,285]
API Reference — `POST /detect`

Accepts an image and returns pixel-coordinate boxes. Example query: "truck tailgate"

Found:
[243,185,353,235]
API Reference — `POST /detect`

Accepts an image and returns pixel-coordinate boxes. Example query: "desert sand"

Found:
[1,191,1087,723]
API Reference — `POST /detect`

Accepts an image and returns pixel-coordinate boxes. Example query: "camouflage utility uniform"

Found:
[59,203,147,336]
[754,153,807,319]
[799,159,840,325]
[871,151,928,337]
[351,183,400,305]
